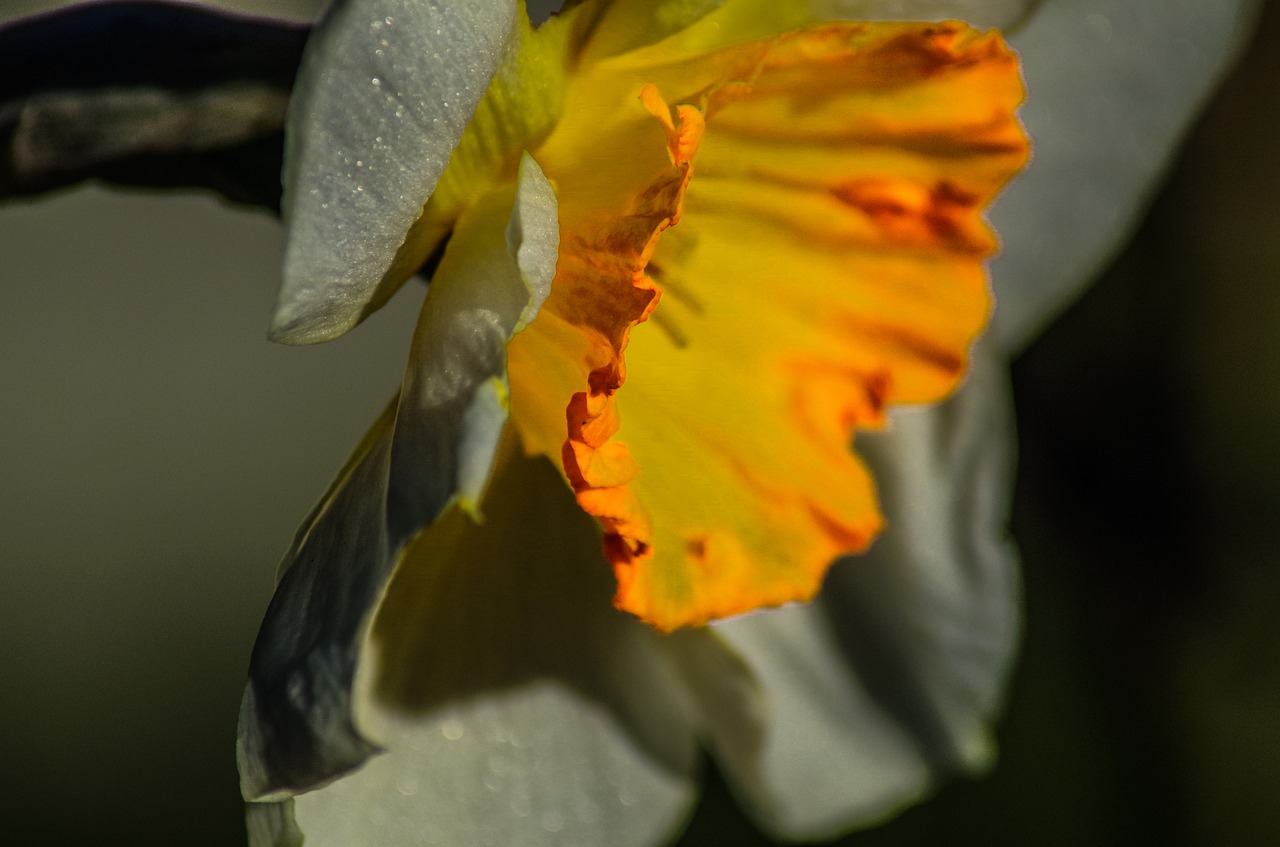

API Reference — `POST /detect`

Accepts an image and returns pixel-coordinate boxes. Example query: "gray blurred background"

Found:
[2,1,1278,845]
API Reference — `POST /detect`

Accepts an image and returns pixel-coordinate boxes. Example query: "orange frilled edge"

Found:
[507,21,1029,632]
[556,89,704,573]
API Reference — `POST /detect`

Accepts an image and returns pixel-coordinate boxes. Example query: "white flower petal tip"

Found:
[508,153,558,333]
[271,0,521,344]
[692,342,1020,840]
[456,376,510,520]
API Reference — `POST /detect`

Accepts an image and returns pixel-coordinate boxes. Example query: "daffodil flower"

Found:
[230,0,1239,844]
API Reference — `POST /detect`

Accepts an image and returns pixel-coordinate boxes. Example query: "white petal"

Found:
[990,0,1261,352]
[280,449,701,847]
[240,160,559,800]
[389,155,558,524]
[692,341,1020,840]
[290,686,693,847]
[272,0,519,343]
[237,410,395,801]
[508,155,559,333]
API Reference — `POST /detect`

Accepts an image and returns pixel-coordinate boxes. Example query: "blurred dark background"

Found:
[1,1,1277,845]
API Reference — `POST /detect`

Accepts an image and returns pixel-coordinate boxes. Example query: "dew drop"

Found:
[395,773,419,796]
[441,719,464,741]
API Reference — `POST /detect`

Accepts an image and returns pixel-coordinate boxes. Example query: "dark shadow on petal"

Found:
[240,416,394,799]
[365,439,697,779]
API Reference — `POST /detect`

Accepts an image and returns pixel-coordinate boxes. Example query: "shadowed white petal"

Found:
[272,0,519,343]
[239,159,559,800]
[246,800,303,847]
[991,0,1261,352]
[691,341,1019,840]
[388,155,558,525]
[271,448,702,847]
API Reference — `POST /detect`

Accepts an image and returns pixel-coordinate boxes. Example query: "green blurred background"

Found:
[2,1,1277,844]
